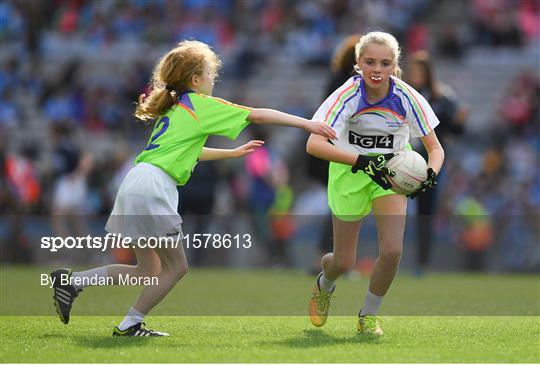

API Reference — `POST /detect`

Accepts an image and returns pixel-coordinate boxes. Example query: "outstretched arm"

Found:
[199,140,265,161]
[248,109,337,140]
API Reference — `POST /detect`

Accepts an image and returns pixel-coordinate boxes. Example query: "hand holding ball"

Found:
[385,151,432,196]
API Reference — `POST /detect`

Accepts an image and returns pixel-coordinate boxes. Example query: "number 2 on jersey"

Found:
[145,116,169,150]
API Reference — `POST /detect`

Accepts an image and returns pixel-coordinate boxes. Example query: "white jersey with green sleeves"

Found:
[312,75,440,155]
[135,91,252,186]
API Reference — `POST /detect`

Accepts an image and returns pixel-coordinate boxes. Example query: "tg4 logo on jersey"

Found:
[349,131,394,149]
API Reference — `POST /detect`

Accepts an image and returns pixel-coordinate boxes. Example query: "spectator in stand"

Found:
[178,160,219,266]
[405,22,428,54]
[499,70,540,134]
[518,0,540,43]
[5,145,41,213]
[244,127,296,266]
[437,24,466,59]
[405,50,468,276]
[325,35,362,95]
[50,123,94,237]
[0,89,20,129]
[0,145,41,264]
[471,0,524,47]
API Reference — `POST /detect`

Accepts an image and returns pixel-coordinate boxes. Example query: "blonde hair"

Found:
[134,40,222,122]
[353,31,402,79]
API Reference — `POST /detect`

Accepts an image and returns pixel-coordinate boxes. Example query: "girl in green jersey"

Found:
[51,40,336,336]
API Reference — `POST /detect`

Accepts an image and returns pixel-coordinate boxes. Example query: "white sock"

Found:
[118,307,145,331]
[360,290,384,316]
[318,272,335,292]
[71,267,108,291]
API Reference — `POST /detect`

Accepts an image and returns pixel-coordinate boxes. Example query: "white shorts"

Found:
[105,162,183,239]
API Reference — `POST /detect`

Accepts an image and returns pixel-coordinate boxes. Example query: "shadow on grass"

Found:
[262,329,382,348]
[37,332,74,340]
[72,335,179,349]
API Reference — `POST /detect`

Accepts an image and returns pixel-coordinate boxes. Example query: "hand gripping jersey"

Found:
[313,75,440,156]
[135,91,251,185]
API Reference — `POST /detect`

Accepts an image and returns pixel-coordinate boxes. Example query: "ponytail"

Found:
[134,88,176,123]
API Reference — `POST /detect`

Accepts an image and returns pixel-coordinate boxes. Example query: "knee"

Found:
[164,260,188,282]
[175,261,188,280]
[379,246,402,264]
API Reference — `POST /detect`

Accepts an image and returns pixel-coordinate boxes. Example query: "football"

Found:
[385,150,428,195]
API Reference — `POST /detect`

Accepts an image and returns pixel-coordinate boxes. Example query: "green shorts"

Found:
[328,161,397,222]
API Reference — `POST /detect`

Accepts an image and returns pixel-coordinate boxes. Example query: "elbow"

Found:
[306,143,314,157]
[430,146,444,161]
[306,134,332,158]
[439,144,445,160]
[430,145,445,167]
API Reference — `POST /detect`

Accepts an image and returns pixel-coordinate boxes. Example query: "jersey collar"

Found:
[360,77,395,106]
[177,89,196,111]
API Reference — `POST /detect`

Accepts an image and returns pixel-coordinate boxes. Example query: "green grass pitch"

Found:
[1,267,539,362]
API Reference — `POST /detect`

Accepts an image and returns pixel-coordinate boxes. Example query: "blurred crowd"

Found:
[1,0,539,271]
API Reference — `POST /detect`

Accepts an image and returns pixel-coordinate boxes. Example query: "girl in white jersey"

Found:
[307,32,445,335]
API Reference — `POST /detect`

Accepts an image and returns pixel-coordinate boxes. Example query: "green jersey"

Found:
[135,91,251,185]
